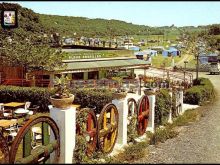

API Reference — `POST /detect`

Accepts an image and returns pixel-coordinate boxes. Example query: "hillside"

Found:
[39,14,165,38]
[0,2,214,40]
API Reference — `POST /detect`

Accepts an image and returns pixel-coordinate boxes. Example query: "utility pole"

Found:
[196,53,199,82]
[184,61,188,83]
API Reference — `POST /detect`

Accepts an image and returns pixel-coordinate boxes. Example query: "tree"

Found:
[0,37,66,77]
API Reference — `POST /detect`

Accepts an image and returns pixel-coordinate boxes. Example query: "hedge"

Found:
[154,89,171,126]
[0,86,113,114]
[184,78,215,105]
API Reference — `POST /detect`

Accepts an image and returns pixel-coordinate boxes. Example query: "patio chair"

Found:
[2,108,13,119]
[14,101,31,118]
[5,119,19,144]
[31,126,42,149]
[24,105,40,121]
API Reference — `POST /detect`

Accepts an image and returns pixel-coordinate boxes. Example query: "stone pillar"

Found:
[49,105,76,164]
[146,94,156,133]
[112,98,128,146]
[179,90,184,115]
[168,90,173,123]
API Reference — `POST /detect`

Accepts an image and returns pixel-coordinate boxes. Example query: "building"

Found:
[162,47,181,57]
[0,57,151,87]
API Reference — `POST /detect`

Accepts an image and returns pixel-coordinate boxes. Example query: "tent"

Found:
[143,49,158,57]
[162,47,180,57]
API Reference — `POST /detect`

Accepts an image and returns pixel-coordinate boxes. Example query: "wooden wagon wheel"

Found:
[128,98,138,117]
[0,131,9,163]
[127,98,138,126]
[9,116,60,164]
[76,108,98,157]
[137,95,150,135]
[98,103,119,154]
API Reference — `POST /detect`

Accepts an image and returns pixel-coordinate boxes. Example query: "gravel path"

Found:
[134,72,220,164]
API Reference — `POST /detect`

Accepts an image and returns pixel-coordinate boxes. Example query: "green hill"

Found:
[0,2,215,40]
[0,2,51,40]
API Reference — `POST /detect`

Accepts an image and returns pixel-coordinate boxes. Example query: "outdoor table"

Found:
[0,119,17,134]
[3,102,25,118]
[14,109,30,120]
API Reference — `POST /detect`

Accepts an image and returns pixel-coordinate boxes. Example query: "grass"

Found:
[172,109,201,126]
[151,54,185,68]
[148,108,201,146]
[110,141,149,163]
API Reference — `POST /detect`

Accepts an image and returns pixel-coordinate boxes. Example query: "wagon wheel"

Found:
[137,95,150,135]
[9,116,60,164]
[0,131,9,163]
[98,103,119,154]
[76,108,98,157]
[127,98,138,128]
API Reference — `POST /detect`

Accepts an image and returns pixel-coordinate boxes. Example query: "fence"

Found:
[0,87,184,164]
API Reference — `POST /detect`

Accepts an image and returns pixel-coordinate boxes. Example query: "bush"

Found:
[184,78,215,105]
[0,85,51,112]
[148,125,178,145]
[154,89,171,126]
[0,86,113,114]
[71,88,113,114]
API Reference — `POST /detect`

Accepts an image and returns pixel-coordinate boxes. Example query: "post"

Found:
[196,54,199,82]
[49,105,76,163]
[146,94,156,133]
[112,98,128,146]
[138,74,143,95]
[179,89,184,115]
[184,61,188,84]
[168,89,173,123]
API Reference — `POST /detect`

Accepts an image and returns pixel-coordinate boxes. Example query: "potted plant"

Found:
[50,74,75,109]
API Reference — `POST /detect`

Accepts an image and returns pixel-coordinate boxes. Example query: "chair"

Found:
[31,126,42,149]
[5,119,19,144]
[16,101,31,111]
[24,105,39,120]
[14,102,31,118]
[3,109,13,119]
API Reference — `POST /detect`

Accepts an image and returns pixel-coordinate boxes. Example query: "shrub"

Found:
[0,85,51,112]
[148,125,178,145]
[71,88,113,114]
[184,78,215,105]
[154,89,171,126]
[0,86,113,114]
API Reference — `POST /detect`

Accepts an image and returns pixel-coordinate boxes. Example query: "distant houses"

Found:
[162,47,181,57]
[199,53,219,64]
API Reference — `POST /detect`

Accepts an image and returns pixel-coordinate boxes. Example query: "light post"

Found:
[195,53,199,82]
[184,61,188,83]
[138,74,143,95]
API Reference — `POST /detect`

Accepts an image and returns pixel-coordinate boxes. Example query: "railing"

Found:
[2,79,30,87]
[70,79,139,89]
[2,79,50,87]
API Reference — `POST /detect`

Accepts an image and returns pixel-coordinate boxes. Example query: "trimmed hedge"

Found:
[184,78,215,105]
[0,86,51,112]
[154,89,171,126]
[71,88,113,114]
[0,86,113,114]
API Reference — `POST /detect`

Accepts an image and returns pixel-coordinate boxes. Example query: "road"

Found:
[134,72,220,163]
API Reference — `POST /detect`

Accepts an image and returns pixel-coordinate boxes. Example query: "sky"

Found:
[3,1,220,27]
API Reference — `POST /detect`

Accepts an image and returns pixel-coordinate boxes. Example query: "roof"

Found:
[55,57,151,73]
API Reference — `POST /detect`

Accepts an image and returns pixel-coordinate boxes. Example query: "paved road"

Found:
[134,72,220,164]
